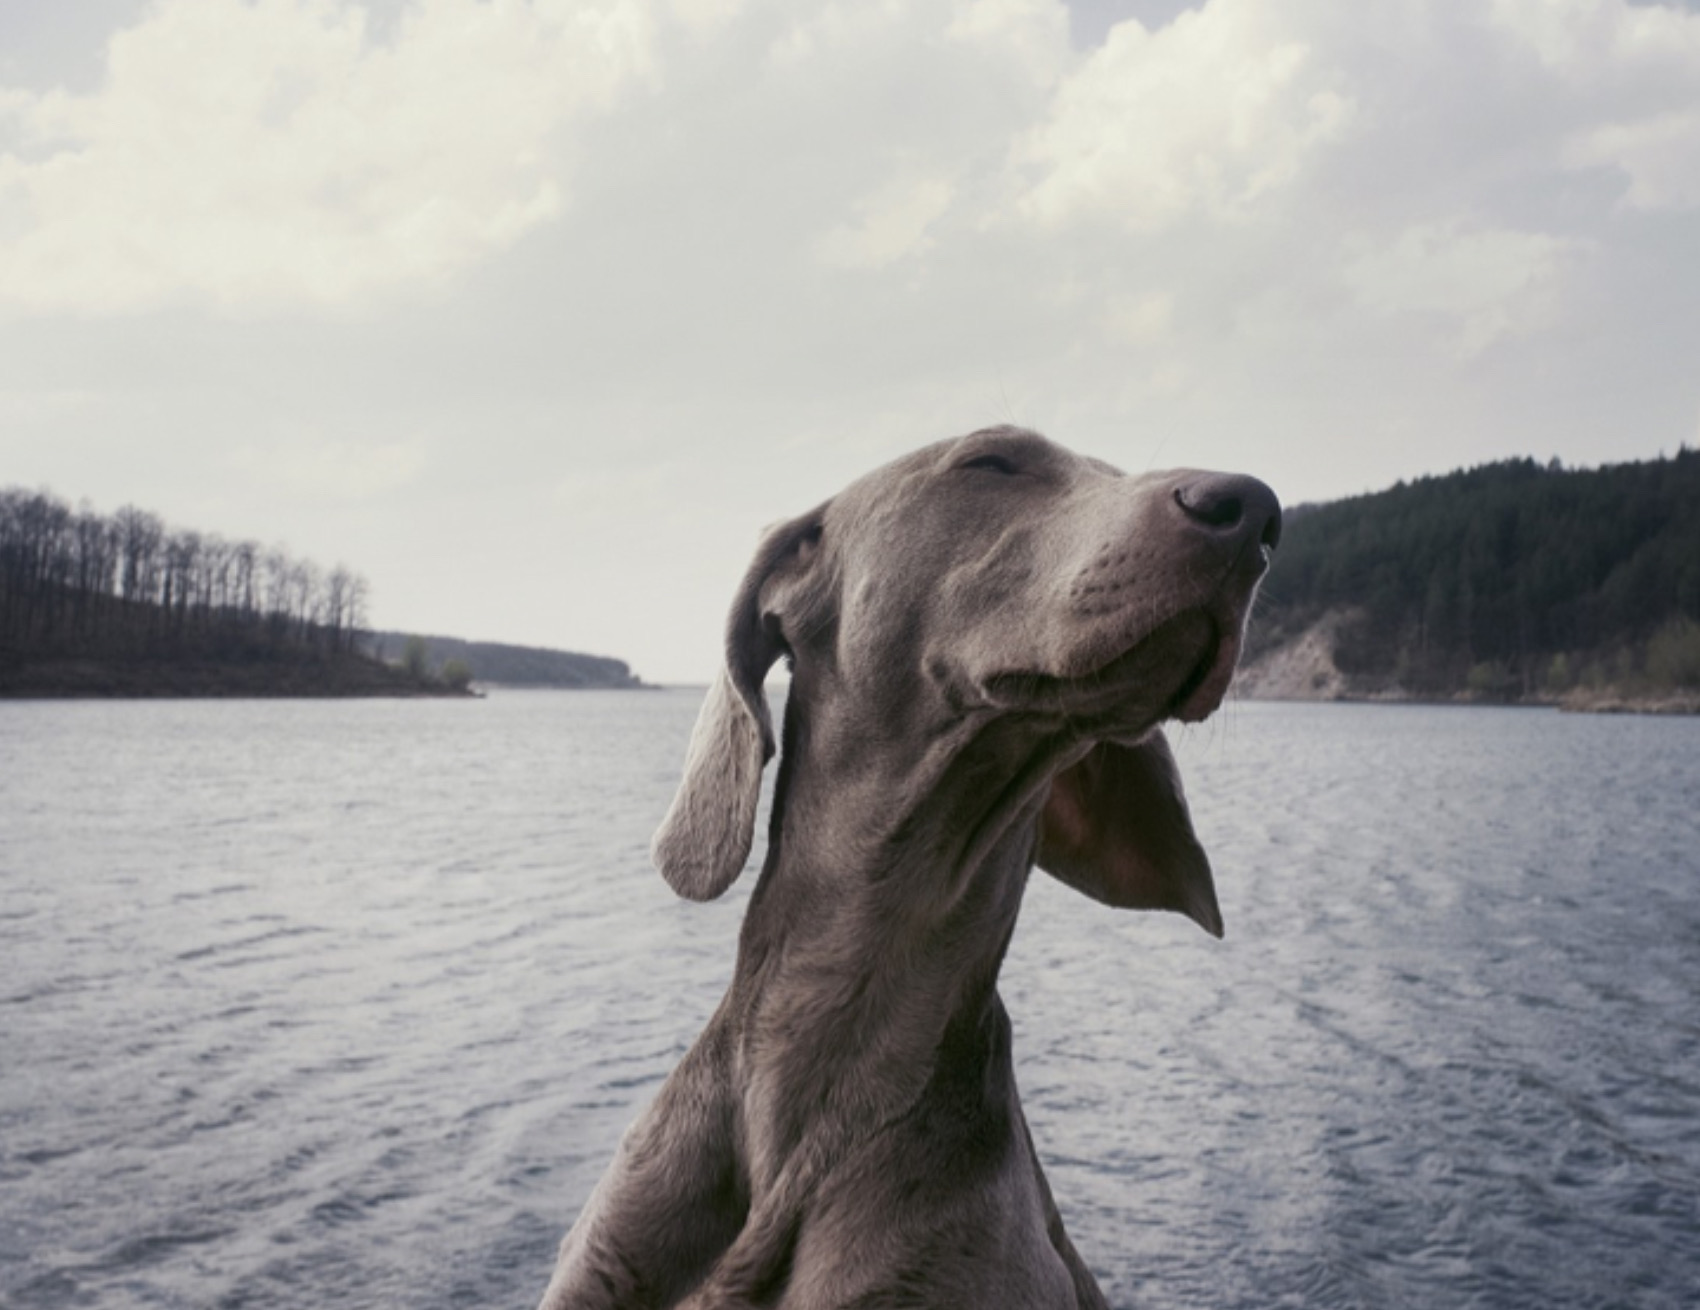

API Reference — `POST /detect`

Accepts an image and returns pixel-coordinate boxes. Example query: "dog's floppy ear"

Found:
[651,509,825,901]
[1035,730,1223,937]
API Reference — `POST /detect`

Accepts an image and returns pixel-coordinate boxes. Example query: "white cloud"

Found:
[1013,0,1355,231]
[230,433,426,500]
[1342,221,1584,356]
[670,0,748,32]
[945,0,1070,81]
[551,459,702,523]
[1568,107,1700,210]
[0,0,656,315]
[1488,0,1700,79]
[1490,0,1700,210]
[1100,290,1174,346]
[766,1,912,70]
[815,172,957,269]
[6,0,1700,681]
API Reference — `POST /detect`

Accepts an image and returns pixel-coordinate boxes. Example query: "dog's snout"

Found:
[1174,475,1282,551]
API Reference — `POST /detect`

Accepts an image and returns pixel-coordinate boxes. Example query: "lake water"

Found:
[2,692,1697,1310]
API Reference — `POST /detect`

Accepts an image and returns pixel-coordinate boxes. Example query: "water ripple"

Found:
[1,695,1697,1308]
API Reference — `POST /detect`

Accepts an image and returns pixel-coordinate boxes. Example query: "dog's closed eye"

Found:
[958,453,1020,476]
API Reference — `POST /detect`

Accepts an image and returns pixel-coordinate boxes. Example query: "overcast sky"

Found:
[4,0,1699,683]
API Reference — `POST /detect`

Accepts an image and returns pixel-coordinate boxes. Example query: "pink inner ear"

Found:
[1036,739,1223,938]
[1037,763,1102,888]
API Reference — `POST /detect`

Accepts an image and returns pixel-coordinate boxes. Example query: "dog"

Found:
[538,426,1280,1309]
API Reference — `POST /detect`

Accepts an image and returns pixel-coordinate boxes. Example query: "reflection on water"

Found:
[2,694,1697,1308]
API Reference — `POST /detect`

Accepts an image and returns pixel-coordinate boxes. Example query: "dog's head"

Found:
[651,427,1279,935]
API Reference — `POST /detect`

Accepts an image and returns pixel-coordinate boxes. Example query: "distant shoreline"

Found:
[0,654,474,700]
[362,630,651,691]
[1233,687,1700,716]
[1234,607,1700,716]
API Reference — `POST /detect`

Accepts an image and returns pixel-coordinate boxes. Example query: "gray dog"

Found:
[539,427,1280,1309]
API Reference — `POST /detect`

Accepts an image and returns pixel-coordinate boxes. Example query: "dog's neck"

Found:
[722,666,1078,1194]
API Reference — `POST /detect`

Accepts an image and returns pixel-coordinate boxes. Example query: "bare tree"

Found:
[114,506,164,607]
[232,540,258,620]
[2,485,377,671]
[344,573,370,652]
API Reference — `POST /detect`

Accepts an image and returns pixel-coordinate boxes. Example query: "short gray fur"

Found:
[538,427,1280,1309]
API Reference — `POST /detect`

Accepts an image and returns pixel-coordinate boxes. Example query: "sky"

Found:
[3,0,1699,683]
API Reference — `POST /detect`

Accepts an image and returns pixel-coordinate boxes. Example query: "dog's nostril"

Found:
[1175,475,1282,551]
[1174,485,1243,529]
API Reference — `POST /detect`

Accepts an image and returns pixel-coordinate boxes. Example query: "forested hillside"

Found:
[0,486,445,696]
[1241,449,1700,707]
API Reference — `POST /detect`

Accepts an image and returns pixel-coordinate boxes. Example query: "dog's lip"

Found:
[1168,617,1240,723]
[1166,624,1223,720]
[980,607,1223,718]
[977,530,1270,714]
[1160,546,1265,721]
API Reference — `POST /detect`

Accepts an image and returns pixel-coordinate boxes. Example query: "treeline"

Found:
[365,630,648,689]
[1,485,370,669]
[1252,448,1700,699]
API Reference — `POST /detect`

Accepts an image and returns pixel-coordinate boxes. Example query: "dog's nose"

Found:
[1174,474,1282,551]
